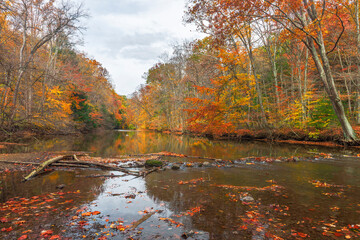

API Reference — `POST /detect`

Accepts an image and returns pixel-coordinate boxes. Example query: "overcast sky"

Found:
[75,0,203,96]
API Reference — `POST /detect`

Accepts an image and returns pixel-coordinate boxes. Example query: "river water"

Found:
[1,130,360,239]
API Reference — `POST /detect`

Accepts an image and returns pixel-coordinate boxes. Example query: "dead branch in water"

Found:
[20,155,142,181]
[120,152,223,161]
[23,155,67,181]
[130,211,157,230]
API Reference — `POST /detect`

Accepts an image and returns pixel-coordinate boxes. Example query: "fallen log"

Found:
[0,160,89,168]
[143,167,161,177]
[75,174,127,178]
[19,155,140,181]
[130,211,157,230]
[23,155,66,181]
[59,160,140,176]
[0,142,28,146]
[119,152,223,161]
[73,154,80,161]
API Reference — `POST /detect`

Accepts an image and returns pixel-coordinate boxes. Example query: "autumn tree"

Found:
[185,0,358,142]
[0,0,85,127]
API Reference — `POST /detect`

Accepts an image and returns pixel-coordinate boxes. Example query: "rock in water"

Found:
[56,184,66,189]
[171,164,180,170]
[241,195,254,202]
[145,160,163,167]
[202,162,211,167]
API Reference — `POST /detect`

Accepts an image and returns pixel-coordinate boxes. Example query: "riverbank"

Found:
[2,126,360,157]
[162,126,360,147]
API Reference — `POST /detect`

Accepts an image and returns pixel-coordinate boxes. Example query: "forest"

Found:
[2,0,360,144]
[0,0,129,138]
[128,0,360,144]
[1,1,360,240]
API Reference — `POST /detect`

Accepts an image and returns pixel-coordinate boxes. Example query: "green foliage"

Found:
[308,98,337,130]
[71,92,97,130]
[145,160,163,167]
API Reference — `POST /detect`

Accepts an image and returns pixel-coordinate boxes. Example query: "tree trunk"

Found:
[11,10,28,124]
[356,0,360,124]
[308,36,357,141]
[302,0,358,142]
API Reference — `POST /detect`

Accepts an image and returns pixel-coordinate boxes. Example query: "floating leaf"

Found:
[1,227,13,232]
[17,235,27,240]
[41,230,53,236]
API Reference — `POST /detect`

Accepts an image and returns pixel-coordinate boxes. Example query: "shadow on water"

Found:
[1,131,360,239]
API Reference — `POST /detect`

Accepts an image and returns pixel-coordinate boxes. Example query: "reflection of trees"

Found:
[0,171,104,239]
[0,170,106,239]
[145,169,254,239]
[2,130,352,158]
[145,165,360,239]
[0,170,105,203]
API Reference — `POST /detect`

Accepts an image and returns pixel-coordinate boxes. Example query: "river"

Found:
[1,130,360,239]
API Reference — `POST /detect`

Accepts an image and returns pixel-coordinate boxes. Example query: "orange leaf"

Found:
[17,235,27,240]
[1,227,13,232]
[41,230,53,236]
[81,212,92,217]
[0,217,9,223]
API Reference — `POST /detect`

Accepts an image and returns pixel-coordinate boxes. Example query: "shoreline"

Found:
[2,126,360,151]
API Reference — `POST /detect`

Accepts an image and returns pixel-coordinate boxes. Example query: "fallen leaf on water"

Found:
[1,227,13,232]
[17,235,27,240]
[81,212,92,217]
[14,220,26,225]
[0,217,9,223]
[41,230,53,236]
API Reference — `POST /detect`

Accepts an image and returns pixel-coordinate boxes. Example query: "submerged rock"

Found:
[240,194,255,202]
[124,194,136,199]
[56,184,66,189]
[171,164,181,170]
[181,230,195,239]
[145,160,163,167]
[202,162,211,167]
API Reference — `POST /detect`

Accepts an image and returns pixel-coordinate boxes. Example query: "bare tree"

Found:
[3,0,86,126]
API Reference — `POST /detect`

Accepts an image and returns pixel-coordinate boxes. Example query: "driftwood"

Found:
[0,160,88,168]
[119,152,222,161]
[59,160,140,176]
[130,211,156,230]
[23,155,67,181]
[143,167,161,177]
[0,142,28,146]
[73,154,80,161]
[19,154,142,181]
[75,174,127,178]
[2,159,141,176]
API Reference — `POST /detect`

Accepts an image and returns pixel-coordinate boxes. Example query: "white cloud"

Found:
[75,0,203,96]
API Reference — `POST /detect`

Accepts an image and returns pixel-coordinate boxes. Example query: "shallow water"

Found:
[1,131,360,239]
[1,130,358,158]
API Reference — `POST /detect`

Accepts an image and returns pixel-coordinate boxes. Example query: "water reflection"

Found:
[0,170,106,239]
[1,130,358,158]
[1,161,360,239]
[1,131,360,239]
[145,162,360,239]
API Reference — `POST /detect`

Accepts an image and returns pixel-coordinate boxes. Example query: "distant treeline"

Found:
[0,0,129,135]
[128,0,360,142]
